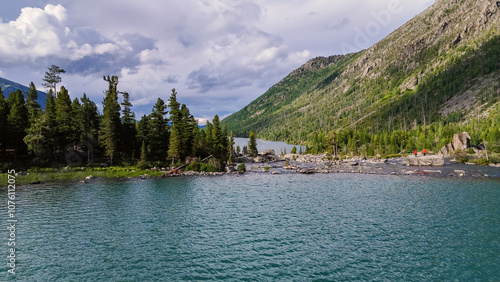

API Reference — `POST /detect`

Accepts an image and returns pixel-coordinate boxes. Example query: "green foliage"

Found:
[248,130,258,157]
[452,149,470,164]
[100,76,122,165]
[291,146,297,154]
[237,163,246,173]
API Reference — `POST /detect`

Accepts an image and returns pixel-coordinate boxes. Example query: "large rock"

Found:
[439,132,472,156]
[438,143,454,156]
[452,132,471,151]
[403,155,445,166]
[260,149,276,156]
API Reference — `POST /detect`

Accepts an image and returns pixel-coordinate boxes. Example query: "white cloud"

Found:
[0,0,434,123]
[0,4,156,75]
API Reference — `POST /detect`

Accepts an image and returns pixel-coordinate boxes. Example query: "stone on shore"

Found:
[452,132,471,151]
[439,132,472,156]
[403,155,444,166]
[260,149,275,156]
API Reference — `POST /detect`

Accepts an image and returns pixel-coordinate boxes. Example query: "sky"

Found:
[0,0,433,124]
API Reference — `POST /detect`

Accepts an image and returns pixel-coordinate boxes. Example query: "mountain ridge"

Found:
[223,0,500,149]
[0,77,47,108]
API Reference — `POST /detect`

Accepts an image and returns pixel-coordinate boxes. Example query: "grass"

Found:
[0,167,165,186]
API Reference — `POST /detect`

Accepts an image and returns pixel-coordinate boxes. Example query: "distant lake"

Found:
[4,174,500,281]
[234,138,305,154]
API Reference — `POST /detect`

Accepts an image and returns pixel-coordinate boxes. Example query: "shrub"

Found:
[452,149,469,164]
[237,163,246,173]
[185,161,201,171]
[385,154,401,159]
[471,158,489,165]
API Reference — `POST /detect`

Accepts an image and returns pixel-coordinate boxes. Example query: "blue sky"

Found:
[0,0,433,124]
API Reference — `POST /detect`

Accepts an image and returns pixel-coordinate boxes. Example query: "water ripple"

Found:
[2,175,499,281]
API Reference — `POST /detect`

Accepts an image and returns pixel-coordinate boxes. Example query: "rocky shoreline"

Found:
[166,151,500,179]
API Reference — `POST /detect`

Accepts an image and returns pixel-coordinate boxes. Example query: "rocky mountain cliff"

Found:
[223,0,500,145]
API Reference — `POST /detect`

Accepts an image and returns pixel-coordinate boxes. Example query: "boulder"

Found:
[260,149,276,156]
[403,155,445,166]
[438,143,454,156]
[85,175,95,180]
[299,168,316,174]
[452,132,471,151]
[225,166,237,173]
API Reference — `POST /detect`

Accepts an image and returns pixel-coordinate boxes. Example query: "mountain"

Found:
[223,0,500,147]
[0,77,47,108]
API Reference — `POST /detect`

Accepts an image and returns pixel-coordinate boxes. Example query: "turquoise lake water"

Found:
[2,174,500,281]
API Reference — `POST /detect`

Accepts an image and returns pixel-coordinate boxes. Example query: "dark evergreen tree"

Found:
[54,86,73,151]
[24,114,51,160]
[43,90,57,158]
[100,75,122,165]
[148,98,169,162]
[248,130,258,157]
[137,114,150,158]
[228,131,235,158]
[7,90,29,159]
[71,98,83,144]
[80,94,99,163]
[42,65,66,93]
[167,125,181,164]
[0,88,9,161]
[120,92,137,160]
[26,82,42,125]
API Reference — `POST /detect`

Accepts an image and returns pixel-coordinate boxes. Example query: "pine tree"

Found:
[54,86,73,150]
[179,104,196,160]
[168,88,181,125]
[248,130,258,157]
[100,75,122,165]
[24,114,51,160]
[228,131,235,158]
[137,114,150,159]
[80,94,99,163]
[43,90,57,158]
[7,90,29,159]
[148,98,169,162]
[167,125,181,164]
[120,91,137,160]
[26,82,42,125]
[71,98,83,144]
[42,65,66,93]
[0,88,9,161]
[139,141,147,167]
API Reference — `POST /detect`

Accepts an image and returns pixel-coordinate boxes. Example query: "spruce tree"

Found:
[80,94,99,162]
[7,90,29,159]
[0,88,8,161]
[148,98,169,162]
[137,114,150,159]
[24,114,51,160]
[26,82,42,125]
[248,130,258,157]
[120,91,137,160]
[100,75,122,165]
[228,131,235,158]
[54,86,73,150]
[42,65,65,93]
[43,90,57,158]
[71,98,83,144]
[167,125,181,164]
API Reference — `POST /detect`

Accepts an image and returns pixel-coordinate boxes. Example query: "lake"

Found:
[233,138,306,154]
[2,174,500,281]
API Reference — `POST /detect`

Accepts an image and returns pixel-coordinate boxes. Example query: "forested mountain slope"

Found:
[0,77,46,109]
[223,0,500,152]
